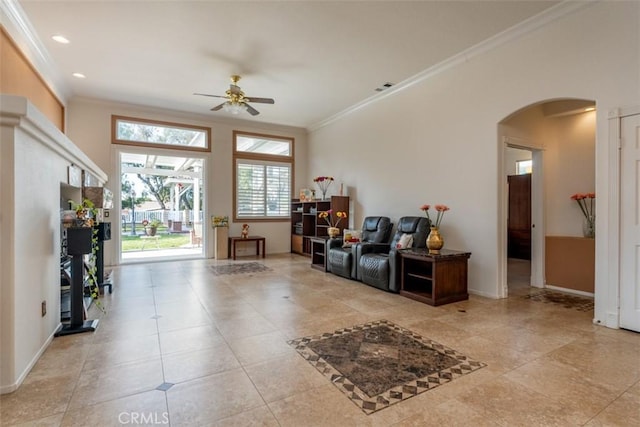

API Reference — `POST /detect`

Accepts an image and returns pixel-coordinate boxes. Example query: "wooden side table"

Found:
[228,236,266,260]
[399,248,471,306]
[310,236,329,271]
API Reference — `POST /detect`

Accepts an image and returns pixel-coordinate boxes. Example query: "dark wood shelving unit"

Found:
[291,196,349,256]
[399,248,471,306]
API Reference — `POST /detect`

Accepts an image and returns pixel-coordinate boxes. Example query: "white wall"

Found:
[306,1,639,305]
[66,98,308,265]
[0,96,107,393]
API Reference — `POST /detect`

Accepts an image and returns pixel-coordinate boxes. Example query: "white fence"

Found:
[121,210,203,224]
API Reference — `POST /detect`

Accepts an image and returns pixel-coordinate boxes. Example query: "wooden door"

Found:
[620,114,640,332]
[508,174,531,260]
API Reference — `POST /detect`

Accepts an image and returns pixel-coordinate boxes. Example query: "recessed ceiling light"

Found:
[52,35,70,44]
[72,73,86,79]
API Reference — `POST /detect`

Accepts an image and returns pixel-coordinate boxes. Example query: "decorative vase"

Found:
[583,215,595,238]
[426,227,444,254]
[145,226,157,237]
[328,227,340,238]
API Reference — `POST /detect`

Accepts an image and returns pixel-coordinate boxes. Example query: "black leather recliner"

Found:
[358,216,431,292]
[326,216,392,280]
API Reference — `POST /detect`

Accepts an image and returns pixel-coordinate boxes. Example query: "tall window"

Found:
[233,131,293,221]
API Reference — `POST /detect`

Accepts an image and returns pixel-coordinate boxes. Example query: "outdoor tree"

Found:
[136,172,171,209]
[120,176,147,208]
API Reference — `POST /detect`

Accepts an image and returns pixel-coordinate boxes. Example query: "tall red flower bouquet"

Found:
[570,193,595,220]
[313,176,334,200]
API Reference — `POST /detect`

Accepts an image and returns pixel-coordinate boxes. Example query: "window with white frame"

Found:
[233,131,293,220]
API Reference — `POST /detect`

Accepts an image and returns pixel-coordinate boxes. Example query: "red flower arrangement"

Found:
[570,193,595,220]
[420,204,450,228]
[313,176,334,199]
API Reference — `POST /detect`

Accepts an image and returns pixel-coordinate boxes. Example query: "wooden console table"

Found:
[399,248,471,306]
[228,236,266,260]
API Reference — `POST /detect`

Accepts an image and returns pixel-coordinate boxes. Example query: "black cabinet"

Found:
[56,226,99,336]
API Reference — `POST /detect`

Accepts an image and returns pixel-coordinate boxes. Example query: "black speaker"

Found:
[96,222,111,241]
[66,227,93,255]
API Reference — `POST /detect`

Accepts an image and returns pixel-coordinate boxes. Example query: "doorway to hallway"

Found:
[498,98,596,299]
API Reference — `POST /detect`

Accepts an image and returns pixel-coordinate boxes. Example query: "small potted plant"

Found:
[143,219,162,236]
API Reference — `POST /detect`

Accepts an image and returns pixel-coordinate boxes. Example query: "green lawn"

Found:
[121,225,191,251]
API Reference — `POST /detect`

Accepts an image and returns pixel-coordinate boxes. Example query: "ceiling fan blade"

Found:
[194,93,227,99]
[245,104,260,116]
[211,102,226,111]
[244,97,275,104]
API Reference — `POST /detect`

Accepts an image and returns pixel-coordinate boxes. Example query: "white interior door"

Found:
[620,113,640,332]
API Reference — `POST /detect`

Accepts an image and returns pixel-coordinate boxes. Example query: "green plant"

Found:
[68,198,104,313]
[86,227,105,313]
[68,198,98,223]
[142,218,162,228]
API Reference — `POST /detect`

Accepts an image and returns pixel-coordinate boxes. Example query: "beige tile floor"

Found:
[1,254,639,426]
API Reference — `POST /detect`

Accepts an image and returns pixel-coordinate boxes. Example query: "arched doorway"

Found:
[498,98,596,298]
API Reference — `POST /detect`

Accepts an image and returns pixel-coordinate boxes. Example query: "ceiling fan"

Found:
[194,75,275,116]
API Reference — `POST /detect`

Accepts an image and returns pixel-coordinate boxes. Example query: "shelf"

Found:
[407,272,432,281]
[400,290,433,304]
[291,196,349,256]
[400,249,470,306]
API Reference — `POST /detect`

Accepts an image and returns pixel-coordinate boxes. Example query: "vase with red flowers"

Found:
[571,193,595,238]
[313,176,334,200]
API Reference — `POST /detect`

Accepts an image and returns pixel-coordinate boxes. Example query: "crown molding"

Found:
[308,0,597,132]
[0,0,70,102]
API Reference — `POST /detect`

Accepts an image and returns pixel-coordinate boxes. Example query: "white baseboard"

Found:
[0,323,60,395]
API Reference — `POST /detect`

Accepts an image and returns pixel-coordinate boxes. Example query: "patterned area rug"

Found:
[523,289,594,312]
[210,262,271,276]
[288,319,486,414]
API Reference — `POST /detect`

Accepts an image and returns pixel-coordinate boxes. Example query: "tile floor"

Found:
[1,254,639,426]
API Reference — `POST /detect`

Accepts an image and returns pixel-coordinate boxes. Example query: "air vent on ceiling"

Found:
[375,82,394,92]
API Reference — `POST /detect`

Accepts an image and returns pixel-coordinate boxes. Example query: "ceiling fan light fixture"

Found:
[223,101,246,115]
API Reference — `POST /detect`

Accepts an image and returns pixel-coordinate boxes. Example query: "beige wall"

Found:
[0,27,65,130]
[306,1,638,302]
[66,98,308,265]
[544,111,596,236]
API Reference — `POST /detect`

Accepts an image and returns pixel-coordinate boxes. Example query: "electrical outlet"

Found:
[41,300,47,317]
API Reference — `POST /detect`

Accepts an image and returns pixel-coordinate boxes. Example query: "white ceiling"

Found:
[14,0,559,129]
